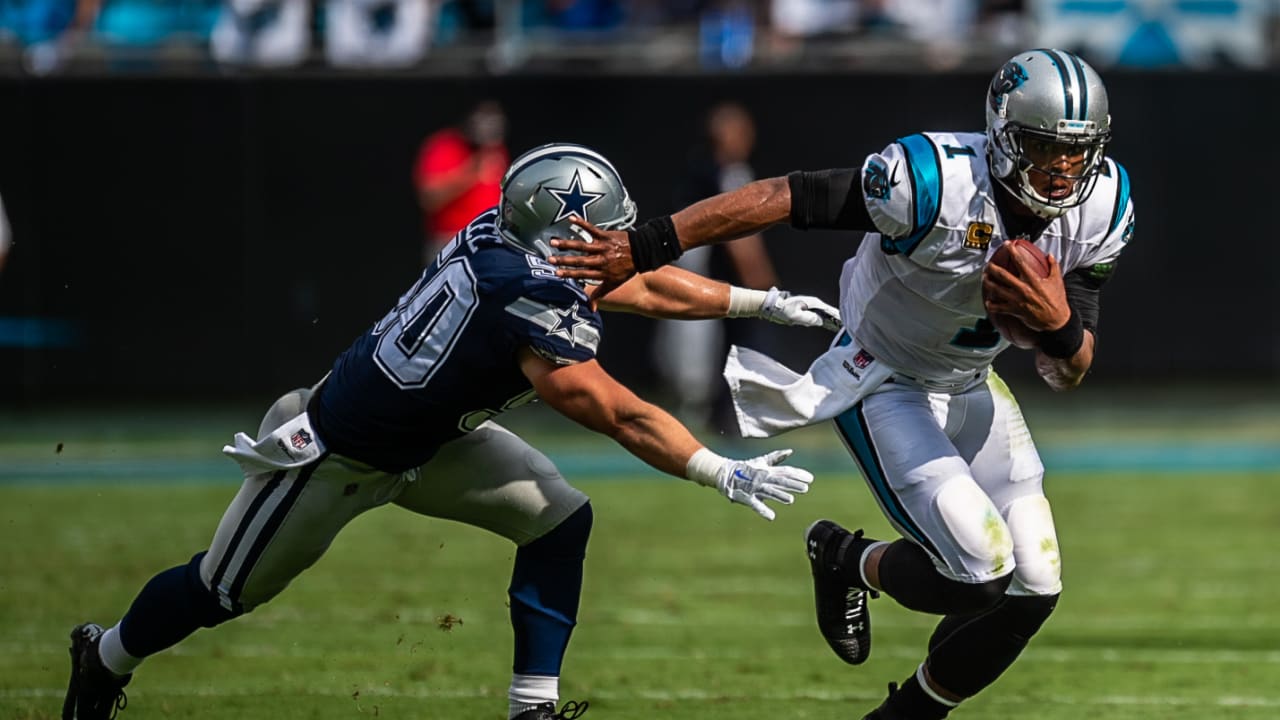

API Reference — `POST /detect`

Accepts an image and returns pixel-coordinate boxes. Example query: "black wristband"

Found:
[627,216,683,272]
[1039,308,1085,359]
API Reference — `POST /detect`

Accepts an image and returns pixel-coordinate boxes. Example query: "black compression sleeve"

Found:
[787,169,874,231]
[1063,267,1108,332]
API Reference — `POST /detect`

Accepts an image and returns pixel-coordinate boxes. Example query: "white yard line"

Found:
[7,642,1279,665]
[7,685,1280,708]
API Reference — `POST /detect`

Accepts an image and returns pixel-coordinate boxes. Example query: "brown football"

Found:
[986,238,1051,349]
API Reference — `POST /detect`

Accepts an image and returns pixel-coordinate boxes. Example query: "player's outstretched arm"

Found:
[593,266,840,331]
[548,177,793,286]
[519,348,814,520]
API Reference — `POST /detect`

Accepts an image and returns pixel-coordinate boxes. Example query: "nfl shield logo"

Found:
[291,429,313,450]
[853,350,875,370]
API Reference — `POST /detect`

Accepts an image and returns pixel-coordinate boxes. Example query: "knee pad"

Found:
[934,476,1014,578]
[1006,495,1062,595]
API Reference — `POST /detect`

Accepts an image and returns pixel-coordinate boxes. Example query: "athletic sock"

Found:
[508,673,559,719]
[117,552,239,659]
[883,671,957,720]
[97,625,141,676]
[508,503,592,676]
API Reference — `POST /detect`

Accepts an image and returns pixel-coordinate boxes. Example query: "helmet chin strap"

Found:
[991,171,1068,221]
[1013,167,1072,219]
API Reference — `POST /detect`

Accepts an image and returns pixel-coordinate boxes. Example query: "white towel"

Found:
[222,411,327,474]
[723,339,894,438]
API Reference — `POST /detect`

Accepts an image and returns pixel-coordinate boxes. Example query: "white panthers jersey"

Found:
[841,131,1135,384]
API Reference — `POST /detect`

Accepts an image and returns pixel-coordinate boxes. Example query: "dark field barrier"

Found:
[1,71,1277,404]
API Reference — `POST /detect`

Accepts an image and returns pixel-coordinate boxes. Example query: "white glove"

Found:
[686,447,815,521]
[729,286,842,332]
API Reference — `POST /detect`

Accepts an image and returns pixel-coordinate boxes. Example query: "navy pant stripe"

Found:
[226,456,325,609]
[833,403,941,558]
[209,469,286,591]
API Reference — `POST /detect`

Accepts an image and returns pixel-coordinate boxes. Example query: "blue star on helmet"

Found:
[547,302,591,347]
[546,170,605,223]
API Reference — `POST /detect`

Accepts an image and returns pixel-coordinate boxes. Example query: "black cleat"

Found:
[511,699,589,720]
[805,520,878,665]
[62,623,131,720]
[861,682,901,720]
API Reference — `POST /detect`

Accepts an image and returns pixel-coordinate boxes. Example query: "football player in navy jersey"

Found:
[549,52,1133,720]
[62,143,842,720]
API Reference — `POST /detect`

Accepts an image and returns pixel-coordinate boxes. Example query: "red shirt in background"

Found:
[413,128,508,241]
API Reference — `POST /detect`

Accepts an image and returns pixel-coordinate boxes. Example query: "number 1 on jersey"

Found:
[952,317,1001,348]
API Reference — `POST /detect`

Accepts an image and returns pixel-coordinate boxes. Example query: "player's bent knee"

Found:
[1006,495,1063,595]
[934,476,1014,578]
[524,501,592,555]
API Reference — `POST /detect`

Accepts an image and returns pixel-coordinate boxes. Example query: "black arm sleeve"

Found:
[1063,265,1114,332]
[788,169,875,232]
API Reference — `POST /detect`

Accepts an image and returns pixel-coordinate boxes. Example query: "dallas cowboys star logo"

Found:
[546,170,605,223]
[547,302,592,347]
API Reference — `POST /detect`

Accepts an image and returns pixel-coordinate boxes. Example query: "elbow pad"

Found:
[787,169,873,231]
[1063,268,1106,332]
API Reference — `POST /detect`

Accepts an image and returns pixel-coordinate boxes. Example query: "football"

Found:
[986,238,1051,349]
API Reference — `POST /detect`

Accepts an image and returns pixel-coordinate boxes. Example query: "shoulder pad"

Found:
[869,134,946,256]
[1075,158,1135,267]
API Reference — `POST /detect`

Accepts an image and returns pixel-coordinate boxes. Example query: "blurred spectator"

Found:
[1035,0,1268,69]
[652,102,780,431]
[868,0,976,69]
[435,0,495,44]
[768,0,858,45]
[976,0,1027,49]
[412,101,509,262]
[698,0,754,68]
[525,0,625,32]
[211,0,310,67]
[325,0,431,67]
[0,0,99,74]
[94,0,216,47]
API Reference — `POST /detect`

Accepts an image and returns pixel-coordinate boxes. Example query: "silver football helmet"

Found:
[986,49,1112,219]
[497,143,638,259]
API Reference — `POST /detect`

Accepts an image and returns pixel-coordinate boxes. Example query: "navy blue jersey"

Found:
[309,208,604,472]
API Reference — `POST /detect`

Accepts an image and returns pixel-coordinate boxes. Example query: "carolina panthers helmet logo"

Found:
[988,61,1028,113]
[863,160,892,201]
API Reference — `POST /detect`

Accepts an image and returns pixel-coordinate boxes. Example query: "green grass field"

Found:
[2,392,1279,719]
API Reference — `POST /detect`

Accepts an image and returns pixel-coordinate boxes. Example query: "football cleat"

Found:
[62,623,131,720]
[511,699,589,720]
[806,520,879,665]
[860,682,902,720]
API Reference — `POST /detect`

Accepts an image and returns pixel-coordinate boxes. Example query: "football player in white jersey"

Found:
[548,50,1134,719]
[61,143,841,720]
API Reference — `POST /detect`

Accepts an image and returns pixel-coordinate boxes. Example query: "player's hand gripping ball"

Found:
[985,238,1051,349]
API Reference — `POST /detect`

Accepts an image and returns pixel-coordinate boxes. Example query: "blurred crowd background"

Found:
[1,0,1277,431]
[0,0,1276,75]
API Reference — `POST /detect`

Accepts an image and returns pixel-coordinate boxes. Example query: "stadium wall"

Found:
[0,72,1276,404]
